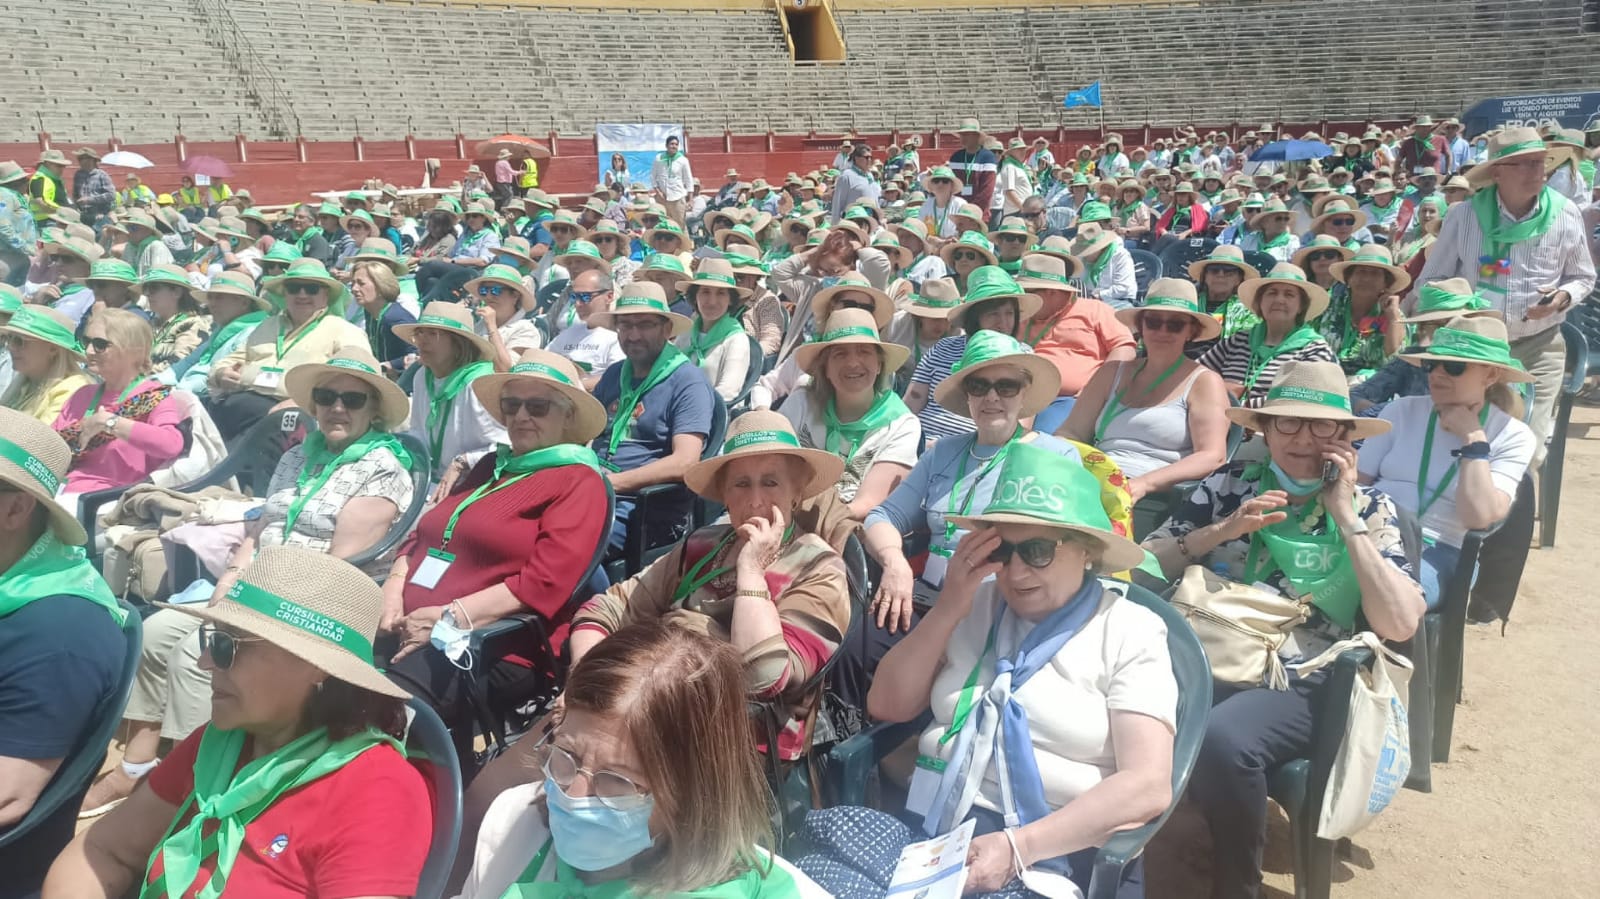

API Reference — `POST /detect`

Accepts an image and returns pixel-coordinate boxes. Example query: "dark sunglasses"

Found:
[262,263,289,273]
[1423,359,1469,376]
[932,178,954,186]
[569,289,611,305]
[961,375,1025,398]
[477,284,505,298]
[47,253,75,264]
[996,233,1028,243]
[1269,416,1345,438]
[86,337,114,352]
[1306,251,1344,264]
[1327,217,1357,227]
[199,624,266,670]
[311,387,371,410]
[592,234,620,243]
[500,396,558,419]
[988,537,1073,569]
[1203,265,1243,279]
[1140,314,1191,334]
[952,250,985,263]
[284,280,325,296]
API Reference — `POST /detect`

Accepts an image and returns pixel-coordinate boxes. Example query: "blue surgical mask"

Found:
[429,611,473,670]
[544,777,656,871]
[1269,460,1325,497]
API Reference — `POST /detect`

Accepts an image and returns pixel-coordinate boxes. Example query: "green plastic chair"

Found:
[817,582,1212,899]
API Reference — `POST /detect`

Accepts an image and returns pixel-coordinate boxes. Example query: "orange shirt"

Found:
[1023,299,1137,396]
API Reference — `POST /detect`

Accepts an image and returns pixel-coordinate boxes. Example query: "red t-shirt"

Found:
[145,727,432,899]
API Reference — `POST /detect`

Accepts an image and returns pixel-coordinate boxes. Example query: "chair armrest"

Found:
[469,613,545,654]
[823,714,930,807]
[1088,821,1163,899]
[620,483,688,574]
[1560,321,1588,394]
[78,484,135,554]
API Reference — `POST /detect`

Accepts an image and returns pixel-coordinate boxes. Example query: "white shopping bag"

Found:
[1291,631,1413,841]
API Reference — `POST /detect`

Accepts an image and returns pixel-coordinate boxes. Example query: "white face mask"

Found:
[428,610,473,670]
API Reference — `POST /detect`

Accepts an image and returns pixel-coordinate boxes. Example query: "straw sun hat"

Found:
[1400,315,1534,383]
[793,307,910,376]
[1114,278,1222,341]
[283,345,411,427]
[471,348,609,443]
[0,407,87,544]
[1225,360,1391,440]
[1238,262,1331,319]
[684,410,843,502]
[932,330,1059,418]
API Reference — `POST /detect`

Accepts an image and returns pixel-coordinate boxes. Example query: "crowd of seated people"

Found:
[0,115,1588,899]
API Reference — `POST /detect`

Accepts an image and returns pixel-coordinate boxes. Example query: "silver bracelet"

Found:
[1001,827,1027,880]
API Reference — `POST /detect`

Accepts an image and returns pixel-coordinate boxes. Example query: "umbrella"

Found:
[182,155,233,178]
[100,150,154,169]
[474,135,551,160]
[1250,140,1335,163]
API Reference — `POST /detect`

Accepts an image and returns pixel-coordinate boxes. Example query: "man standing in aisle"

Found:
[949,117,997,215]
[830,144,880,224]
[71,148,116,227]
[651,134,694,228]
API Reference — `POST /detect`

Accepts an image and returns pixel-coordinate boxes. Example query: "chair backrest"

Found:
[730,333,765,413]
[183,408,319,497]
[405,699,463,899]
[1126,248,1163,303]
[705,392,729,458]
[1158,237,1217,284]
[535,278,569,316]
[1224,390,1246,461]
[348,432,433,572]
[397,360,422,396]
[1242,250,1278,277]
[0,601,140,851]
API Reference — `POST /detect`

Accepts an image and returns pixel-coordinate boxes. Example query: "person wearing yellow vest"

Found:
[117,174,156,209]
[206,181,233,208]
[174,175,205,219]
[517,156,539,190]
[27,149,68,226]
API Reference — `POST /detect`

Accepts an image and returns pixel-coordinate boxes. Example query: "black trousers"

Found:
[381,636,533,778]
[415,260,478,304]
[1468,472,1536,623]
[204,389,279,442]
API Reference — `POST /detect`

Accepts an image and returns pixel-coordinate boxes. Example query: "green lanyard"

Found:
[940,625,999,747]
[670,525,794,605]
[425,361,494,465]
[940,431,1020,548]
[440,444,598,546]
[153,312,191,348]
[89,377,147,411]
[274,311,327,360]
[364,303,391,358]
[1094,357,1186,444]
[1416,406,1490,518]
[512,838,555,886]
[1021,308,1066,348]
[603,348,687,468]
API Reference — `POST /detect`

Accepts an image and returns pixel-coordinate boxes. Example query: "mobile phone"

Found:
[1322,461,1339,484]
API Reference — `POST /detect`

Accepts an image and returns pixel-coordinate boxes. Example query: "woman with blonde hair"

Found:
[1,306,93,423]
[348,241,417,375]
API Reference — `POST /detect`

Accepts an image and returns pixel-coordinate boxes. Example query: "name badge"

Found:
[410,548,456,589]
[922,545,952,589]
[252,366,284,390]
[904,754,946,818]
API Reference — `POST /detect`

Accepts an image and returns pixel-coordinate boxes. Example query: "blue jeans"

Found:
[1420,541,1467,612]
[1031,395,1076,435]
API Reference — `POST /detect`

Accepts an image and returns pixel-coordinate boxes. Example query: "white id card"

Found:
[252,366,284,390]
[904,754,946,819]
[410,549,455,589]
[922,549,950,589]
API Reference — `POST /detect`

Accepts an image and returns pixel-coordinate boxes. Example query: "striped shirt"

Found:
[1196,330,1337,407]
[911,334,979,442]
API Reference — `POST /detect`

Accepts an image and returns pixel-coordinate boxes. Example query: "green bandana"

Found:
[286,429,412,538]
[1241,469,1363,628]
[1470,185,1564,298]
[1244,322,1322,393]
[1424,326,1524,369]
[0,531,125,625]
[441,442,600,546]
[424,361,495,467]
[194,311,267,371]
[1258,231,1293,251]
[824,389,910,465]
[141,724,398,899]
[603,346,688,468]
[1416,283,1491,315]
[687,313,744,365]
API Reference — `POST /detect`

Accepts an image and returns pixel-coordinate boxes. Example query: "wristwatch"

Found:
[1339,518,1371,540]
[1452,441,1491,460]
[103,415,121,436]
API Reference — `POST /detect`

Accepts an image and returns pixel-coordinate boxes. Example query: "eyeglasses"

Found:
[1268,416,1346,439]
[932,178,953,186]
[592,234,620,244]
[311,387,371,410]
[1327,217,1357,227]
[1423,359,1469,376]
[262,263,289,274]
[952,250,985,263]
[1140,313,1191,334]
[987,536,1074,569]
[284,280,325,296]
[199,624,267,670]
[540,740,648,808]
[477,284,505,298]
[86,337,114,353]
[499,395,559,419]
[961,375,1025,398]
[569,289,611,305]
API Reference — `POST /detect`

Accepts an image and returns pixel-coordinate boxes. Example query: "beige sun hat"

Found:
[1239,262,1331,319]
[810,272,895,329]
[463,264,535,308]
[1225,360,1391,440]
[1310,195,1369,233]
[1399,315,1535,383]
[161,546,410,699]
[585,280,694,337]
[1114,278,1222,341]
[349,238,408,275]
[1187,244,1260,282]
[470,348,609,442]
[905,277,965,319]
[1014,251,1084,290]
[793,307,910,376]
[392,300,495,362]
[675,257,753,301]
[1467,126,1549,188]
[283,344,411,427]
[1068,222,1119,263]
[932,330,1060,418]
[1291,235,1356,270]
[684,409,844,502]
[1329,244,1412,292]
[1248,197,1294,229]
[0,407,87,544]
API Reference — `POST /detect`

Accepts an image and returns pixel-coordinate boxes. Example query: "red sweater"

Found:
[399,458,609,653]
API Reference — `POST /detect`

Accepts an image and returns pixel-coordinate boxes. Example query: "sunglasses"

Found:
[1140,313,1191,334]
[932,178,954,186]
[85,337,114,353]
[1422,359,1469,376]
[592,234,620,243]
[1306,251,1343,264]
[312,387,371,410]
[569,289,610,305]
[262,263,289,273]
[961,375,1025,398]
[284,280,325,296]
[1203,265,1242,279]
[987,536,1075,569]
[1268,416,1345,438]
[996,233,1028,243]
[1327,217,1357,227]
[500,396,559,418]
[47,253,75,264]
[199,624,266,670]
[477,284,505,298]
[952,250,985,263]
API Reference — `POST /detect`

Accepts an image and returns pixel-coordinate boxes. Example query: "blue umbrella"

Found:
[1249,139,1335,162]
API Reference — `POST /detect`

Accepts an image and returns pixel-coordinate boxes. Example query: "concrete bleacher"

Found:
[4,0,1600,142]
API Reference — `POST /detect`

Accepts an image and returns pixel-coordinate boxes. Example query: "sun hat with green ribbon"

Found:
[919,165,966,194]
[471,348,608,443]
[645,219,691,252]
[1402,278,1497,324]
[315,201,343,219]
[806,228,829,247]
[1114,277,1221,340]
[870,233,913,268]
[1238,261,1330,319]
[1329,243,1411,292]
[392,300,495,362]
[554,239,605,271]
[906,277,963,319]
[810,272,896,329]
[950,265,1043,322]
[939,230,998,268]
[350,237,408,275]
[1015,252,1083,291]
[1291,234,1355,270]
[945,441,1146,571]
[638,252,690,290]
[714,223,760,252]
[675,257,753,300]
[0,305,86,360]
[262,241,304,265]
[1225,360,1390,439]
[585,219,628,247]
[138,263,197,296]
[1076,200,1113,225]
[684,409,843,504]
[464,263,534,306]
[1068,223,1119,263]
[238,207,272,228]
[203,270,272,311]
[1186,244,1260,282]
[80,258,139,286]
[343,190,370,208]
[342,208,377,233]
[261,258,351,306]
[991,217,1037,246]
[793,306,910,376]
[0,406,87,544]
[722,252,769,277]
[586,280,694,337]
[1310,195,1369,234]
[950,202,990,234]
[1401,315,1534,382]
[161,546,408,698]
[1468,126,1548,188]
[1249,197,1293,228]
[283,344,411,427]
[933,329,1060,418]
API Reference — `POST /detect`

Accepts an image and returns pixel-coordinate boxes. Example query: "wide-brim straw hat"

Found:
[161,547,409,699]
[950,203,989,235]
[1068,223,1119,263]
[1310,198,1369,233]
[939,230,998,268]
[203,270,273,311]
[1467,126,1549,188]
[0,305,86,361]
[1291,236,1355,270]
[810,273,895,329]
[945,442,1146,571]
[932,330,1060,418]
[1114,278,1222,341]
[464,263,535,307]
[948,265,1043,323]
[793,307,910,376]
[0,407,86,544]
[677,257,753,301]
[906,277,964,319]
[261,258,351,306]
[137,263,201,301]
[644,222,692,253]
[685,409,843,503]
[393,300,496,362]
[1402,278,1498,324]
[471,349,608,443]
[1329,245,1412,292]
[1249,198,1293,229]
[921,166,966,195]
[1188,244,1260,282]
[1031,235,1082,271]
[1239,262,1331,319]
[1225,360,1390,440]
[42,234,102,266]
[350,238,408,275]
[1014,252,1083,290]
[586,280,694,337]
[871,234,914,269]
[1400,315,1535,383]
[283,345,411,427]
[554,239,605,272]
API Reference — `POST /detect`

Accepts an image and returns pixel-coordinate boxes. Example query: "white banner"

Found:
[595,123,683,191]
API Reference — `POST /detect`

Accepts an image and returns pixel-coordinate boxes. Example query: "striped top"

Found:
[910,334,980,443]
[1196,329,1337,407]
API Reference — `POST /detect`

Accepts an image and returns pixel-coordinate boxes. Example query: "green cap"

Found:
[1076,200,1112,224]
[85,259,138,284]
[961,265,1028,304]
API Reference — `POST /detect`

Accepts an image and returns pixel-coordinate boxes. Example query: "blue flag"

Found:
[1063,82,1102,109]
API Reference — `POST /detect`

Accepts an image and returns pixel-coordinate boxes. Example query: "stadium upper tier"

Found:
[4,0,1598,142]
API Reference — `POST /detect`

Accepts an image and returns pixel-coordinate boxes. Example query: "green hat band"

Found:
[1266,271,1309,285]
[690,272,737,287]
[644,255,688,274]
[479,264,523,283]
[510,361,575,386]
[562,240,602,259]
[140,270,190,288]
[724,429,801,452]
[264,244,303,263]
[208,273,257,294]
[326,357,380,377]
[614,296,671,315]
[1348,249,1390,264]
[418,313,470,331]
[912,295,962,309]
[10,307,83,355]
[979,442,1115,531]
[1418,284,1491,314]
[1265,384,1351,412]
[226,580,374,664]
[0,289,21,316]
[653,222,685,234]
[357,246,398,259]
[952,330,1029,375]
[724,254,767,272]
[963,267,1027,304]
[0,437,61,495]
[1492,139,1545,161]
[88,260,138,282]
[1019,267,1069,284]
[815,325,879,343]
[1142,295,1202,314]
[1427,327,1520,367]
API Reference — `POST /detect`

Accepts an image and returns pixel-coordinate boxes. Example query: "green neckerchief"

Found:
[998,258,1022,275]
[0,531,125,625]
[604,345,688,467]
[824,389,910,465]
[1471,185,1564,298]
[1240,469,1363,629]
[1116,200,1143,225]
[286,429,411,538]
[194,311,266,370]
[424,360,495,465]
[658,150,684,164]
[1205,293,1261,339]
[1365,195,1401,219]
[1243,322,1321,393]
[141,724,398,899]
[292,226,323,252]
[687,312,744,364]
[1085,247,1112,284]
[441,443,600,546]
[1167,204,1193,233]
[1321,287,1397,372]
[1258,230,1292,251]
[503,837,798,899]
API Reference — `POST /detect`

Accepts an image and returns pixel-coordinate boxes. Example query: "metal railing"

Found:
[189,0,297,137]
